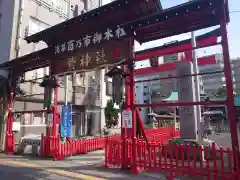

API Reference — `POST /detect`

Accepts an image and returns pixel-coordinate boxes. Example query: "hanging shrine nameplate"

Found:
[52,40,130,75]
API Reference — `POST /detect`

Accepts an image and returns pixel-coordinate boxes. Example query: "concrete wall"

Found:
[0,0,16,63]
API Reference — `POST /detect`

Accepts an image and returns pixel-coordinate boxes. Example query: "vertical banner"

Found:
[61,105,68,138]
[61,104,72,138]
[66,104,72,138]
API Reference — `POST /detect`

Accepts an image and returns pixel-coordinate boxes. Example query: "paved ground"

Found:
[0,133,236,180]
[208,132,240,148]
[0,151,176,180]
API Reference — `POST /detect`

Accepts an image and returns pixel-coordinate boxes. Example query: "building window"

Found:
[52,0,69,14]
[75,86,86,94]
[143,92,148,96]
[89,0,99,10]
[106,81,113,96]
[35,68,44,78]
[58,76,65,87]
[144,100,149,104]
[28,17,49,35]
[75,73,85,86]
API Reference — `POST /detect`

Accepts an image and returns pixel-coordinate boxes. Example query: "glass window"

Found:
[61,0,69,14]
[51,0,58,5]
[29,17,49,35]
[106,81,112,96]
[52,0,69,14]
[36,68,44,78]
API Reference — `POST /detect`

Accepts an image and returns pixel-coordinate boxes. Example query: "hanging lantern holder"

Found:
[40,75,60,109]
[106,66,129,105]
[105,66,129,78]
[39,75,60,88]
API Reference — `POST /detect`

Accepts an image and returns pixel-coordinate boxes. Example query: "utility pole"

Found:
[64,0,71,106]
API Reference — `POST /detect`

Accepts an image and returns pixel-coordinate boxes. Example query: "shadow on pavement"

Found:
[52,164,168,180]
[0,164,54,180]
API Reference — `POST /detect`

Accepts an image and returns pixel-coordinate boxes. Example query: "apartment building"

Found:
[0,0,114,137]
[198,54,226,95]
[199,54,240,96]
[231,58,240,94]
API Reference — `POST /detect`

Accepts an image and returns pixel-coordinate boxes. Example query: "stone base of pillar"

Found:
[5,133,14,155]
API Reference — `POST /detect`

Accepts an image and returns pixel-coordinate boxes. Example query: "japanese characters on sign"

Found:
[54,26,127,55]
[66,49,106,71]
[122,110,132,128]
[52,39,130,75]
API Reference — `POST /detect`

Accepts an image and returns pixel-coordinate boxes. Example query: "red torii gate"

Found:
[134,28,221,76]
[117,0,238,173]
[0,0,237,174]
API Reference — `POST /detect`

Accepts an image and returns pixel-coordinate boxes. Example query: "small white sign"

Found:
[122,110,132,128]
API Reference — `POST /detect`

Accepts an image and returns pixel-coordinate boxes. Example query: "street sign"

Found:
[122,110,132,128]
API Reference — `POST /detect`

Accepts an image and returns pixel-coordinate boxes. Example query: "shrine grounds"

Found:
[0,132,237,180]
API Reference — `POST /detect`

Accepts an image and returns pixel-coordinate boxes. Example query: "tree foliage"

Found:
[104,100,119,128]
[0,77,25,113]
[216,87,226,97]
[0,77,25,102]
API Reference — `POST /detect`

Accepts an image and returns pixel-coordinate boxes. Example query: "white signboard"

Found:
[122,110,132,128]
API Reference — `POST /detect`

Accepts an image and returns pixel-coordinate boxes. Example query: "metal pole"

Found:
[191,30,202,142]
[64,75,68,105]
[65,0,71,105]
[128,38,139,174]
[53,77,59,137]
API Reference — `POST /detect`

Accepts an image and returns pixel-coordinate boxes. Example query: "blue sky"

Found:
[135,0,240,68]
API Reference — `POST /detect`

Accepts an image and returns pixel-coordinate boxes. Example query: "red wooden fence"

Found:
[105,139,240,179]
[40,126,178,160]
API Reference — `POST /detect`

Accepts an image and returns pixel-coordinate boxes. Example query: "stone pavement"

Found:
[0,150,195,180]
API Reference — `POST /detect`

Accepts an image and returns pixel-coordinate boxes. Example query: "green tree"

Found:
[216,87,226,97]
[104,100,119,128]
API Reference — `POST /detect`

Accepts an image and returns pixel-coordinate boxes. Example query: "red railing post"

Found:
[5,87,14,155]
[104,136,110,168]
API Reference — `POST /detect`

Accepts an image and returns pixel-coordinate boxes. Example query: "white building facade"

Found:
[0,0,113,139]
